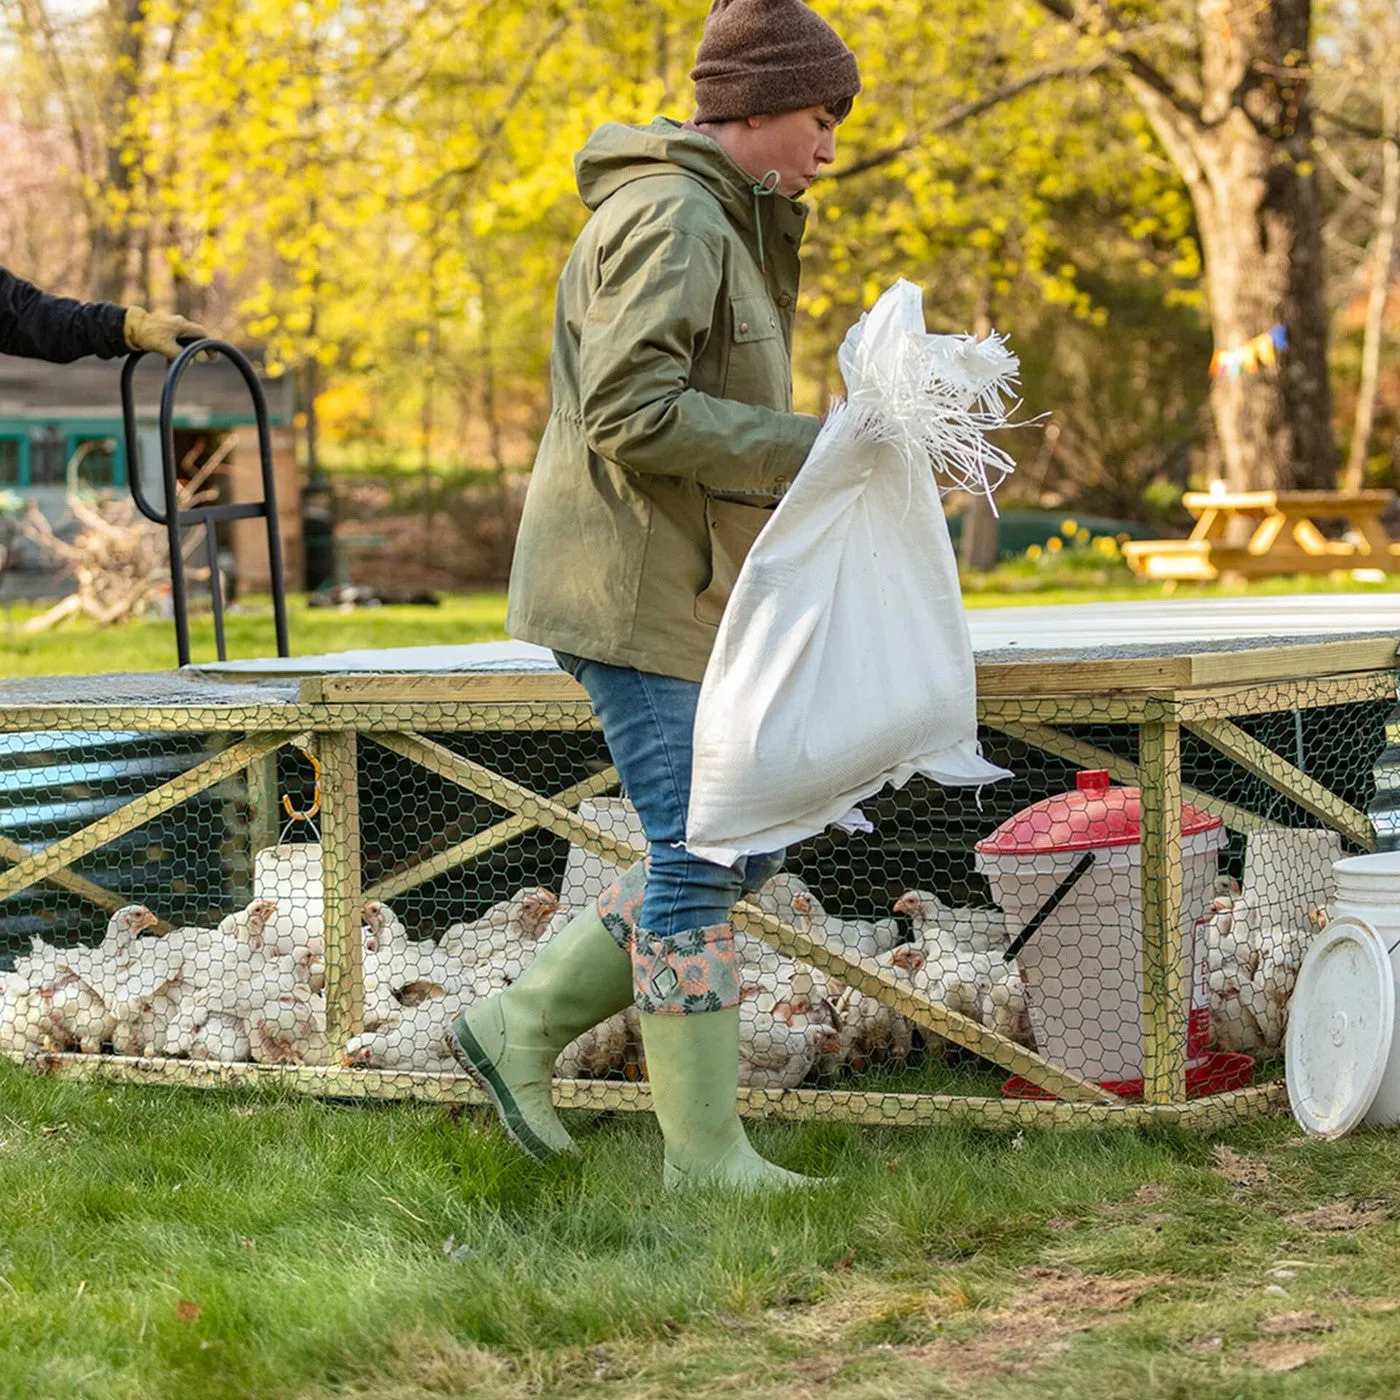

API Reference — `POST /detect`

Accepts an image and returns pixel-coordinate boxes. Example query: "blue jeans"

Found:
[555,652,783,936]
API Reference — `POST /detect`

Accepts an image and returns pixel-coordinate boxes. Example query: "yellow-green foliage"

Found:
[94,1,1212,464]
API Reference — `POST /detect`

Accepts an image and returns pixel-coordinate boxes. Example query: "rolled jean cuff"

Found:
[632,923,743,1015]
[596,859,648,952]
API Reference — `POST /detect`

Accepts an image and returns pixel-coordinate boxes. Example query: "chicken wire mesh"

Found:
[0,669,1392,1129]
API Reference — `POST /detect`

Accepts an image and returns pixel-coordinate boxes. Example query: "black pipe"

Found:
[1002,851,1097,962]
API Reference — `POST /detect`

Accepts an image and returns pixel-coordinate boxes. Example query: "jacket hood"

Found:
[574,117,805,231]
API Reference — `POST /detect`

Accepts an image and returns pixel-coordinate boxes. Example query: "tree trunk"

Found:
[958,295,1001,570]
[1125,0,1336,493]
[1342,111,1399,491]
[89,0,145,301]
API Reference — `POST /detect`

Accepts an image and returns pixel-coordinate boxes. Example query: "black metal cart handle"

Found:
[121,341,290,666]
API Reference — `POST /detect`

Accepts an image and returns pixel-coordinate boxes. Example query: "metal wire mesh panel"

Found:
[0,669,1391,1131]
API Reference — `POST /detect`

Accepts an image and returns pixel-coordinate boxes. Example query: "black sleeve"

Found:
[0,267,129,363]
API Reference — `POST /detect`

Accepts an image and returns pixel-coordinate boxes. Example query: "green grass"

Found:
[1,1065,1398,1398]
[0,594,510,677]
[5,574,1400,678]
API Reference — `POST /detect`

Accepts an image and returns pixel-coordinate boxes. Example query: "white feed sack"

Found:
[687,279,1018,867]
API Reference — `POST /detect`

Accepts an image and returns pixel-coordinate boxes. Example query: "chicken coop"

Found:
[0,620,1396,1131]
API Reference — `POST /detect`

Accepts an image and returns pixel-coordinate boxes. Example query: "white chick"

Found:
[361,901,411,958]
[260,888,324,961]
[438,887,561,967]
[909,942,989,1025]
[216,897,278,953]
[249,985,330,1066]
[173,1006,250,1063]
[0,971,53,1053]
[1238,933,1306,1052]
[789,889,902,964]
[739,941,835,1012]
[896,890,1016,1034]
[461,934,551,1003]
[359,939,402,1032]
[729,883,786,972]
[164,921,270,1022]
[341,1003,457,1071]
[555,1008,633,1079]
[983,962,1034,1048]
[747,871,812,924]
[833,944,927,1072]
[108,936,186,1057]
[737,993,841,1090]
[39,951,116,1053]
[99,904,161,962]
[359,905,466,1025]
[540,903,575,941]
[1203,888,1269,1053]
[895,889,1008,954]
[18,906,163,1052]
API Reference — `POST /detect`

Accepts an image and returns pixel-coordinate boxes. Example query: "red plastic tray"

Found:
[1001,1050,1256,1102]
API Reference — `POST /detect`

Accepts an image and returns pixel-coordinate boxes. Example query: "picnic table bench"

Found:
[1122,489,1399,583]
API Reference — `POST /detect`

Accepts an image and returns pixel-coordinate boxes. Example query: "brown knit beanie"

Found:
[692,0,861,124]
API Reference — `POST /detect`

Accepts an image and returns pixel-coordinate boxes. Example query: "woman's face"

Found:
[727,106,840,197]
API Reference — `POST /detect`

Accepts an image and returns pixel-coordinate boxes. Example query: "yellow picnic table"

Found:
[1122,489,1400,582]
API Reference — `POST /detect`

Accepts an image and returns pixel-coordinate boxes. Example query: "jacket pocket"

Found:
[724,294,786,404]
[729,293,780,344]
[694,496,774,628]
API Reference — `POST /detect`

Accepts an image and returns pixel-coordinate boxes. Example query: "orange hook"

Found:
[281,747,322,823]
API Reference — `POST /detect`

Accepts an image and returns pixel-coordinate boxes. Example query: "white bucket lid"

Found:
[1286,915,1395,1139]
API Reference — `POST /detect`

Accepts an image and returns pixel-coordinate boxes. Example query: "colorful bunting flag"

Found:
[1209,324,1289,379]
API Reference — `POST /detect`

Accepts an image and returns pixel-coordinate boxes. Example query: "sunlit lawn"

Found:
[0,592,511,677]
[1,1066,1399,1400]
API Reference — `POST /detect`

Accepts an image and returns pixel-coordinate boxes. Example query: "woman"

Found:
[449,0,860,1191]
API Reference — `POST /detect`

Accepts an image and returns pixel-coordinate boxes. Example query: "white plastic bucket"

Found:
[1332,851,1400,941]
[253,842,324,952]
[1327,851,1400,1126]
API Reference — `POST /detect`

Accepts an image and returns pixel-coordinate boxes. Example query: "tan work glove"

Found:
[124,306,210,359]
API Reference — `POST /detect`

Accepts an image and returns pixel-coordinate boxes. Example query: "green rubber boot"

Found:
[447,902,634,1161]
[640,1006,826,1191]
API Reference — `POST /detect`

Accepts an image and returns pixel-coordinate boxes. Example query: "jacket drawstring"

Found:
[752,169,780,271]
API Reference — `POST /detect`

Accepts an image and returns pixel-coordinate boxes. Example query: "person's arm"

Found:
[0,267,207,363]
[578,222,819,495]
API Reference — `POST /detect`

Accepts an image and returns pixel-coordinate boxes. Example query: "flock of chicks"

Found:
[1202,871,1323,1055]
[0,899,327,1065]
[2,845,1317,1081]
[734,876,1033,1088]
[0,874,1035,1088]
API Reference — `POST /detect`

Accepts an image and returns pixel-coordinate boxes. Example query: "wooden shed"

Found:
[0,349,300,595]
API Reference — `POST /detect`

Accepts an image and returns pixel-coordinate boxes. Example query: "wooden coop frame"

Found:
[2,633,1396,1131]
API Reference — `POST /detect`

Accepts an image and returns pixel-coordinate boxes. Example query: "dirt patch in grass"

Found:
[1257,1311,1335,1336]
[1133,1182,1170,1205]
[1211,1145,1271,1188]
[887,1268,1169,1389]
[1232,1339,1325,1372]
[1099,1182,1171,1215]
[1286,1199,1389,1231]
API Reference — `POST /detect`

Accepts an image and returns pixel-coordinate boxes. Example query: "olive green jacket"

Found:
[505,117,821,682]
